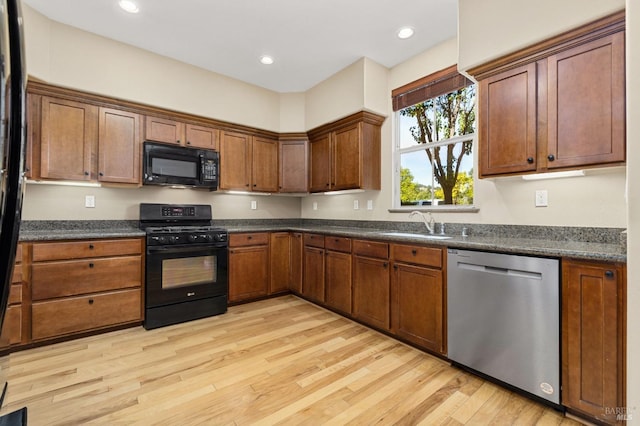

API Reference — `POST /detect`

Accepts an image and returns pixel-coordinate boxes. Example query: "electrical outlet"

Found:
[535,190,548,207]
[85,195,95,208]
[367,200,373,210]
[353,200,359,210]
[250,200,257,210]
[312,202,318,211]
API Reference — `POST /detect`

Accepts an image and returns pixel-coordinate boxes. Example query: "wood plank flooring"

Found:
[0,295,581,425]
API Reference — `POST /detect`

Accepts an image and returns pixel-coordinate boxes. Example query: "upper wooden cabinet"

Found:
[471,12,625,178]
[219,131,278,192]
[308,111,385,193]
[279,138,308,193]
[145,115,219,150]
[99,108,141,184]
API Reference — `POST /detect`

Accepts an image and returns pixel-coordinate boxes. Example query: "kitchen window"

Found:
[392,65,476,209]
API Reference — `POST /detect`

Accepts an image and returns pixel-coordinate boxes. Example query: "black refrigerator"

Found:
[0,0,27,423]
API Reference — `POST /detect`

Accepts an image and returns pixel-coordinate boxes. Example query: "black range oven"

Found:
[140,203,228,329]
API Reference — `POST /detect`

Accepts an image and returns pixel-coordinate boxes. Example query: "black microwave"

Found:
[143,142,219,190]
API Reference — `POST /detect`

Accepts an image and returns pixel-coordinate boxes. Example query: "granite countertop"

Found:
[19,220,626,262]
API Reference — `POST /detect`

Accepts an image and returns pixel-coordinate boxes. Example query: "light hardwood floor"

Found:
[0,295,581,425]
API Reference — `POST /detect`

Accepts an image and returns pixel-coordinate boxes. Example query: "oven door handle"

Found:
[147,245,222,254]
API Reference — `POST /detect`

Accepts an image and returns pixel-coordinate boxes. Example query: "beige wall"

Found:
[626,0,638,422]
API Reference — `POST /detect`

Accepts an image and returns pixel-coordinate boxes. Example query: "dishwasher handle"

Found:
[457,261,543,280]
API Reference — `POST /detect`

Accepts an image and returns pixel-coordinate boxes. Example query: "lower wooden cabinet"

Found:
[29,238,143,343]
[391,244,445,354]
[324,237,352,315]
[270,232,291,294]
[562,259,626,425]
[228,233,270,303]
[303,245,325,303]
[289,233,303,293]
[352,240,390,331]
[1,244,24,348]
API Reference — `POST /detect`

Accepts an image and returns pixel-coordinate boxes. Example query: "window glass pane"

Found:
[398,102,436,149]
[400,150,434,206]
[434,141,474,205]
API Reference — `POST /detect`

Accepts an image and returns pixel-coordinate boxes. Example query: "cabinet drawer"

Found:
[0,305,22,346]
[324,236,351,253]
[353,240,388,259]
[32,256,142,300]
[304,233,325,248]
[229,233,269,247]
[32,239,142,261]
[391,244,442,268]
[15,244,22,262]
[8,284,22,305]
[32,289,142,340]
[11,263,22,284]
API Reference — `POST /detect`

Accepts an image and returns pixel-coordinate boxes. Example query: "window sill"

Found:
[388,206,480,214]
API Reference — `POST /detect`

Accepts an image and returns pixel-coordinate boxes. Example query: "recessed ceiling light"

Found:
[397,27,415,39]
[118,0,139,14]
[260,55,274,65]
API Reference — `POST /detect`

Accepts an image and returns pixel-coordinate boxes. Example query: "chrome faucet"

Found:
[409,210,435,234]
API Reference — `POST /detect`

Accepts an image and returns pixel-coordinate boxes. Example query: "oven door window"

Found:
[162,255,216,289]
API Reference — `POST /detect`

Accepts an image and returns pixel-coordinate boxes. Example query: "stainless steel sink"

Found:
[379,232,452,240]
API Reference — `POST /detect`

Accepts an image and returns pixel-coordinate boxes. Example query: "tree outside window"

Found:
[394,68,476,207]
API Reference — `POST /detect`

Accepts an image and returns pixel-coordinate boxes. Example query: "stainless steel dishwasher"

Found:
[447,249,560,405]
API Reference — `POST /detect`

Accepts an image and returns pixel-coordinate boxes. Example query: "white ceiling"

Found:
[23,0,458,93]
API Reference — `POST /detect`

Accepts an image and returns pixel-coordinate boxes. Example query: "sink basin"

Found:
[379,232,452,240]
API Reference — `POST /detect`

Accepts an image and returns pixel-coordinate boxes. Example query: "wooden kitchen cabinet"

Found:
[289,233,303,293]
[98,107,142,184]
[473,13,625,178]
[270,232,291,294]
[279,138,308,193]
[324,236,352,315]
[302,234,325,303]
[562,259,626,425]
[352,239,390,331]
[145,115,219,150]
[308,112,384,193]
[30,238,143,341]
[391,244,445,354]
[219,132,278,192]
[228,233,270,303]
[39,96,98,181]
[0,244,24,349]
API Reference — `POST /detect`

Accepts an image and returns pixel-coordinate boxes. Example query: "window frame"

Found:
[391,65,478,212]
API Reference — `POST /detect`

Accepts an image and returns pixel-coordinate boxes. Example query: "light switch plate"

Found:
[312,202,318,210]
[367,200,373,210]
[85,195,95,208]
[535,190,548,207]
[353,200,359,210]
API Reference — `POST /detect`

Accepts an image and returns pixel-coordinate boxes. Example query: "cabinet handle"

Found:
[383,262,388,268]
[84,171,89,176]
[177,140,181,144]
[547,154,555,161]
[411,249,417,256]
[393,264,398,270]
[186,141,191,145]
[88,299,94,305]
[253,184,257,187]
[88,244,94,249]
[88,263,94,268]
[527,157,534,164]
[99,172,104,177]
[245,183,250,187]
[605,270,614,278]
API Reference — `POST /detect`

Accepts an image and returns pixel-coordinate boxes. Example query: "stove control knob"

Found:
[188,234,199,242]
[215,233,227,242]
[170,235,181,244]
[203,234,213,242]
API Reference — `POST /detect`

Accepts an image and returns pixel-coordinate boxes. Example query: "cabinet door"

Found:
[229,244,269,302]
[332,123,361,190]
[303,246,325,303]
[0,305,22,347]
[270,233,291,294]
[547,32,625,169]
[145,115,184,145]
[352,255,390,330]
[391,262,444,353]
[40,96,98,180]
[186,124,219,150]
[290,233,303,293]
[562,259,624,424]
[309,133,331,192]
[252,136,279,192]
[219,131,251,190]
[279,140,308,192]
[325,250,352,314]
[98,107,141,184]
[479,63,537,177]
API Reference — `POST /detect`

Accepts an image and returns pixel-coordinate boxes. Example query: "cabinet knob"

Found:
[177,140,181,144]
[411,249,417,256]
[186,141,191,145]
[253,184,257,187]
[547,154,555,161]
[84,171,89,176]
[393,264,398,270]
[605,270,614,278]
[99,172,104,177]
[89,263,94,268]
[247,236,252,240]
[88,299,94,305]
[246,183,250,187]
[383,262,388,268]
[88,244,94,249]
[527,157,534,164]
